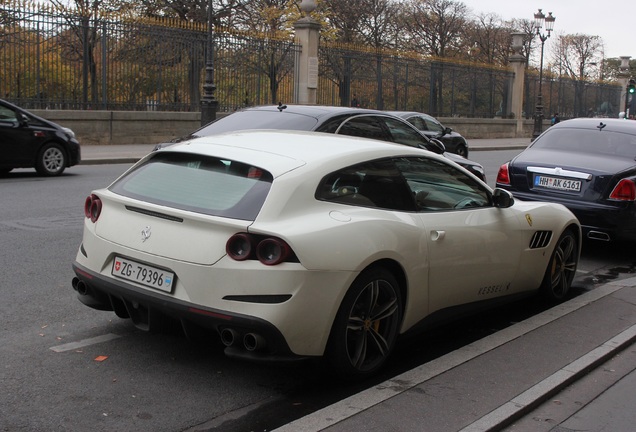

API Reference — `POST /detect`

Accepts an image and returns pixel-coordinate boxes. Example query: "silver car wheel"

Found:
[36,143,66,176]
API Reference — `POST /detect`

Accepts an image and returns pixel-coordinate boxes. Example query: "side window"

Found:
[317,159,416,211]
[0,105,18,125]
[423,117,444,134]
[394,157,491,211]
[406,116,427,131]
[316,114,353,134]
[334,116,392,142]
[383,117,428,148]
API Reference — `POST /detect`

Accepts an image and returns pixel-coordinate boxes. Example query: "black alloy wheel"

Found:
[540,229,578,301]
[327,268,402,379]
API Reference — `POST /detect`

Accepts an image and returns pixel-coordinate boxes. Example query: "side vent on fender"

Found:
[530,231,553,249]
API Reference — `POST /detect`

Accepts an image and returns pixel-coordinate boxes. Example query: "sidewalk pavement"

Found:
[78,137,532,165]
[81,137,636,432]
[274,281,636,432]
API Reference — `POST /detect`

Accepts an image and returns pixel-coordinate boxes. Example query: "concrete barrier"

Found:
[31,109,541,145]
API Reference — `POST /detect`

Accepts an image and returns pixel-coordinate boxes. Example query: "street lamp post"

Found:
[531,9,555,141]
[201,0,218,126]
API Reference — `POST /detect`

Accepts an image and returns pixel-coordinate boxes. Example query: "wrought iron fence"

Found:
[0,2,300,112]
[318,44,516,118]
[1,1,623,118]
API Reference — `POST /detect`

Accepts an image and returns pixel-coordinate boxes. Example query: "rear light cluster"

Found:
[496,163,510,185]
[84,194,102,222]
[226,233,298,266]
[609,179,636,201]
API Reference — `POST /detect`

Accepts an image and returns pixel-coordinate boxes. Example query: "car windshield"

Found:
[533,128,636,159]
[109,152,273,220]
[192,110,319,137]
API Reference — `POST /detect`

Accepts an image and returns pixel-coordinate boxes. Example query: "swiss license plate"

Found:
[112,256,175,293]
[534,175,581,192]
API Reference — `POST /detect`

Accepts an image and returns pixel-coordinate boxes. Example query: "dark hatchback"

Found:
[174,104,486,181]
[496,118,636,242]
[390,111,470,157]
[0,99,81,176]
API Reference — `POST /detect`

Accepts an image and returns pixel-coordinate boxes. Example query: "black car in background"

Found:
[496,118,636,242]
[390,111,470,157]
[0,99,81,176]
[170,104,486,181]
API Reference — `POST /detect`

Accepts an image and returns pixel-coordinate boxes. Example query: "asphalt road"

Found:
[2,154,635,432]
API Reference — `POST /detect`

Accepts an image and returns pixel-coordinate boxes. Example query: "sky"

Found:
[460,0,632,60]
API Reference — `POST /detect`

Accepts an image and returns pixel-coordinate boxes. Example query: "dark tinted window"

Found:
[406,116,427,131]
[332,116,392,142]
[533,128,636,158]
[0,104,18,124]
[193,110,319,137]
[317,159,416,211]
[383,117,429,147]
[394,157,491,211]
[109,152,272,220]
[422,117,444,134]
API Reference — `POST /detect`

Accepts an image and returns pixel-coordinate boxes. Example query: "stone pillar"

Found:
[618,56,632,117]
[509,33,527,137]
[294,0,320,105]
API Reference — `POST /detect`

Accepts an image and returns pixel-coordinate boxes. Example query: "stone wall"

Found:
[32,109,541,145]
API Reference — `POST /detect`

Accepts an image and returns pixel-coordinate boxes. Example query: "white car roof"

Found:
[157,130,436,177]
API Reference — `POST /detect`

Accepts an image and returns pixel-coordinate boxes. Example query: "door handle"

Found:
[431,230,445,241]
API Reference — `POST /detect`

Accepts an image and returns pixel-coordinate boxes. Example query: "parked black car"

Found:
[164,104,485,181]
[0,99,81,176]
[390,111,470,157]
[496,118,636,242]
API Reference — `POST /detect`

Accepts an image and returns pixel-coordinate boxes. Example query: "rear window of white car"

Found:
[109,152,273,220]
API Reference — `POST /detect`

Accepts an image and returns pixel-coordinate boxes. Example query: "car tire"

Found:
[327,267,402,379]
[540,229,578,301]
[36,142,67,176]
[455,144,468,158]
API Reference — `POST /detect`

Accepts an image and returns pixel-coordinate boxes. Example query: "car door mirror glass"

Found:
[492,188,514,208]
[427,138,446,154]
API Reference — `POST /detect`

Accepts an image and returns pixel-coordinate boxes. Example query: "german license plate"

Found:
[112,256,175,293]
[534,175,581,192]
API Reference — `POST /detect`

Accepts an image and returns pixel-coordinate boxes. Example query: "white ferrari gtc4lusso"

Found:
[72,130,581,378]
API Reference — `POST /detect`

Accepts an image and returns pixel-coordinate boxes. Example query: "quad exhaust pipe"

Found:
[220,328,267,351]
[243,333,266,352]
[72,277,89,295]
[220,328,240,347]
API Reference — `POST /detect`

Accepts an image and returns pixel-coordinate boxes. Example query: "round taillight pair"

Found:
[226,233,292,266]
[84,194,102,223]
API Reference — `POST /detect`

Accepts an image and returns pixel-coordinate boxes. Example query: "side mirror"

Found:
[443,126,452,135]
[425,138,446,154]
[17,112,29,126]
[492,188,514,208]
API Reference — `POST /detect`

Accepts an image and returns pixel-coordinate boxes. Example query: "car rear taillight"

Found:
[225,233,254,261]
[496,163,510,185]
[84,194,102,223]
[256,238,291,266]
[226,233,296,265]
[609,179,636,201]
